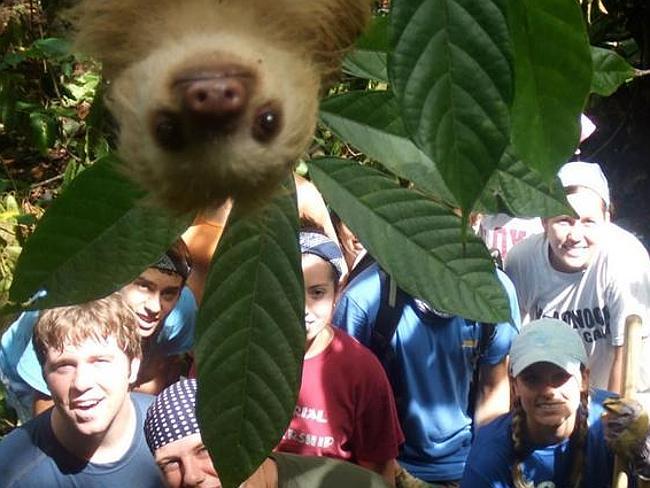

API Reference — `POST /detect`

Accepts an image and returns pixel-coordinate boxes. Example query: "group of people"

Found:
[0,159,649,488]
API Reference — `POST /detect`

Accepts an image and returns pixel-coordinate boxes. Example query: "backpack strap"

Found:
[345,252,375,285]
[368,268,407,411]
[369,268,406,361]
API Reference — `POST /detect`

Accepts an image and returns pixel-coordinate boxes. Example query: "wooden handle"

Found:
[621,315,643,399]
[613,315,643,488]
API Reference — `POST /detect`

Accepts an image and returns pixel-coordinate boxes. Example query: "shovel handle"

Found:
[613,315,643,488]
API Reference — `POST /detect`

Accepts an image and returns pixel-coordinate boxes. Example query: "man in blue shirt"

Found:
[461,318,650,487]
[333,264,520,485]
[0,239,197,420]
[0,293,163,487]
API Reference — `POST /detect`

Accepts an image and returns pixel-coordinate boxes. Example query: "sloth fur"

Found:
[71,0,371,213]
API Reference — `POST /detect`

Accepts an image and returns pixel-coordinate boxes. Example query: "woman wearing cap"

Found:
[460,318,650,488]
[504,161,650,395]
[274,228,404,486]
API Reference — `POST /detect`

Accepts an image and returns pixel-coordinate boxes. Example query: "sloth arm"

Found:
[182,201,233,304]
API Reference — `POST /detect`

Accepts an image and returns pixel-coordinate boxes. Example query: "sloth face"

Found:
[106,32,321,213]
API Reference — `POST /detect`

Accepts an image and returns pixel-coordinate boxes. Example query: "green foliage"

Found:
[0,193,41,310]
[343,16,389,82]
[477,147,571,218]
[196,180,304,488]
[390,0,512,212]
[508,0,592,178]
[0,0,645,485]
[5,154,193,312]
[29,37,71,61]
[0,195,25,308]
[310,158,510,323]
[0,28,104,164]
[0,195,22,298]
[28,111,58,157]
[590,46,636,96]
[320,91,455,202]
[0,382,19,439]
[0,1,109,308]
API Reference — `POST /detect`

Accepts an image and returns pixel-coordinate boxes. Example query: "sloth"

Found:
[71,0,371,213]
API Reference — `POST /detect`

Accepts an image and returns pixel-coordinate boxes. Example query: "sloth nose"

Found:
[182,77,248,117]
[174,75,250,137]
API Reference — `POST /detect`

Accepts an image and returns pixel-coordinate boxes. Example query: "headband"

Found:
[152,250,191,280]
[144,378,200,452]
[299,231,345,281]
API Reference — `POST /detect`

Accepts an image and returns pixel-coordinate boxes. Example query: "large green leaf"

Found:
[357,15,391,52]
[310,158,510,323]
[508,0,592,177]
[343,16,389,81]
[195,181,304,488]
[8,154,193,309]
[343,51,388,82]
[320,90,456,204]
[590,46,635,96]
[389,0,513,211]
[476,146,571,218]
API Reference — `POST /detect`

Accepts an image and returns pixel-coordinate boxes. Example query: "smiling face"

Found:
[302,253,337,346]
[513,362,587,443]
[120,268,183,339]
[45,336,140,439]
[154,433,221,488]
[544,188,608,273]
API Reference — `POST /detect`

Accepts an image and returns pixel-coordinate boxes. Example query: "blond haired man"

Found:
[0,294,163,487]
[1,239,195,420]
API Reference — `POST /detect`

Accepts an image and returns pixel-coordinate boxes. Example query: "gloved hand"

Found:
[395,465,430,488]
[603,396,650,477]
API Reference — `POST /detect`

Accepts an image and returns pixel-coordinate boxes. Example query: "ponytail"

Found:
[567,390,589,487]
[511,398,534,488]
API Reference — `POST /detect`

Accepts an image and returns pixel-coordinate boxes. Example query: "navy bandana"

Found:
[144,378,199,452]
[152,251,191,280]
[299,231,345,281]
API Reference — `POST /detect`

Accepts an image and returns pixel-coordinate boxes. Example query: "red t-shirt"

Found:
[277,328,404,463]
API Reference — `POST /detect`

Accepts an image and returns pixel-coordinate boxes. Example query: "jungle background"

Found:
[0,0,649,480]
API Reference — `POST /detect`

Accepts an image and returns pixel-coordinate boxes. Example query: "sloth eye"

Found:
[152,111,186,151]
[252,106,281,143]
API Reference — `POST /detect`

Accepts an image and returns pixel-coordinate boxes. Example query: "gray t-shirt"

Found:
[505,223,650,390]
[0,393,164,487]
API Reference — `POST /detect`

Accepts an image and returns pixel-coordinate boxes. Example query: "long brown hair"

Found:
[510,377,589,488]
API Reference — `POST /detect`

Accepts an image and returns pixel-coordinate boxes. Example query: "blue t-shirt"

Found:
[460,389,614,488]
[0,286,196,420]
[0,392,164,487]
[332,264,520,482]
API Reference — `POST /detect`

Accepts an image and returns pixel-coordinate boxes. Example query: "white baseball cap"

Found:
[557,161,610,209]
[510,318,588,378]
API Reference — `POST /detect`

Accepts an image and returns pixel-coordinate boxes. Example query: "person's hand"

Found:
[603,396,650,461]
